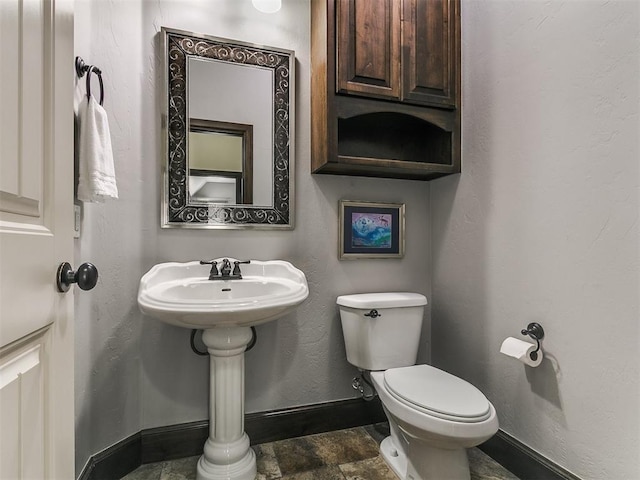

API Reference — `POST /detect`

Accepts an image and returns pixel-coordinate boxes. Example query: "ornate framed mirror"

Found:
[161,27,295,229]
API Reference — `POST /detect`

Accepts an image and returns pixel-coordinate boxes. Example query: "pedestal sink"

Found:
[138,259,309,480]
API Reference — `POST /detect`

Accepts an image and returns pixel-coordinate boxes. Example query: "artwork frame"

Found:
[339,200,405,259]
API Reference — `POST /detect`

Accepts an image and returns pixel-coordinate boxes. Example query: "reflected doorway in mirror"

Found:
[188,119,253,205]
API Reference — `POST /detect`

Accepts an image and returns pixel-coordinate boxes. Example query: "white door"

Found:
[0,0,75,478]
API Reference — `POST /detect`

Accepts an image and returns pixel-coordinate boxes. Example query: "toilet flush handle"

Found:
[364,309,381,318]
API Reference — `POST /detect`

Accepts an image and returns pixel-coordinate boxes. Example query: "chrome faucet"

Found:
[200,258,250,280]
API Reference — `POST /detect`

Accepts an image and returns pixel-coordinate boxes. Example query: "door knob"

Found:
[56,262,98,292]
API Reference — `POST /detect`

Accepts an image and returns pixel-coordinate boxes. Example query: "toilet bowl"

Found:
[337,293,498,480]
[371,366,498,479]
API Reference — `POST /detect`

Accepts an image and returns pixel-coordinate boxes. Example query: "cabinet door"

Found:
[402,0,457,107]
[336,0,401,100]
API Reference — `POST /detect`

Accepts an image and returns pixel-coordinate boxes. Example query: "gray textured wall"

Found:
[431,1,639,479]
[73,0,431,475]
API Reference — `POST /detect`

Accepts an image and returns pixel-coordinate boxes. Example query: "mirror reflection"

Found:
[162,27,294,229]
[188,119,253,204]
[188,58,272,206]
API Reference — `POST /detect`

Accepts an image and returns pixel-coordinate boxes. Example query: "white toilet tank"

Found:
[337,292,427,371]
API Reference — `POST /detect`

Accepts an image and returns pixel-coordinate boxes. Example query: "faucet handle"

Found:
[199,260,219,277]
[232,260,251,277]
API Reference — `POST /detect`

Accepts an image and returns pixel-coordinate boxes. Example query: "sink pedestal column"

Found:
[197,327,256,480]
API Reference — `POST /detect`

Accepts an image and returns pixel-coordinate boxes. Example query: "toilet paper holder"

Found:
[520,322,545,361]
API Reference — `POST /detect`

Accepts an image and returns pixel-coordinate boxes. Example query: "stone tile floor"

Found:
[121,424,519,480]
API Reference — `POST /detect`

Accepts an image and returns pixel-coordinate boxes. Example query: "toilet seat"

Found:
[383,365,491,423]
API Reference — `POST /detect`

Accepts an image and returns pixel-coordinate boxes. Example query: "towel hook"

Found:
[75,56,104,106]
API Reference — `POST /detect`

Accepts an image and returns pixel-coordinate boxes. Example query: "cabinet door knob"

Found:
[56,262,98,292]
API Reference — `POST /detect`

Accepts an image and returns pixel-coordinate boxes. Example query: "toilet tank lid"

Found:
[337,292,427,309]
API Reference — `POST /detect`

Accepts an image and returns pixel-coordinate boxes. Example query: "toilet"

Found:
[337,292,498,480]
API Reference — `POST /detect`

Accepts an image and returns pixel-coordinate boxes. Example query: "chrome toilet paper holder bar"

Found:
[521,322,545,361]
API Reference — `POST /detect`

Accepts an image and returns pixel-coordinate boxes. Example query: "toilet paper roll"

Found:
[500,337,543,367]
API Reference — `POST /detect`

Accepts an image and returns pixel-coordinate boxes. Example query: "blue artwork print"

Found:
[351,213,392,248]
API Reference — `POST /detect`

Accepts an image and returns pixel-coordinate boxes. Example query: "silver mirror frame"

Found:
[161,27,295,229]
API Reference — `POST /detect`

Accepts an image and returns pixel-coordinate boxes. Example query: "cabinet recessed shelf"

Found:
[339,112,451,165]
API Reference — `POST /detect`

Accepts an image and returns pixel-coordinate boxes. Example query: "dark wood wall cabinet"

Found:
[311,0,461,181]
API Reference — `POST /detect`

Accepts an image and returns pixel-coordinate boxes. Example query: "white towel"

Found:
[77,95,118,202]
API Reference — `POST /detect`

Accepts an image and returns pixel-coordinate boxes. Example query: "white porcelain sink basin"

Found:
[138,259,309,328]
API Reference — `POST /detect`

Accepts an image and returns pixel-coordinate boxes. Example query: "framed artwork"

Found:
[339,200,405,259]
